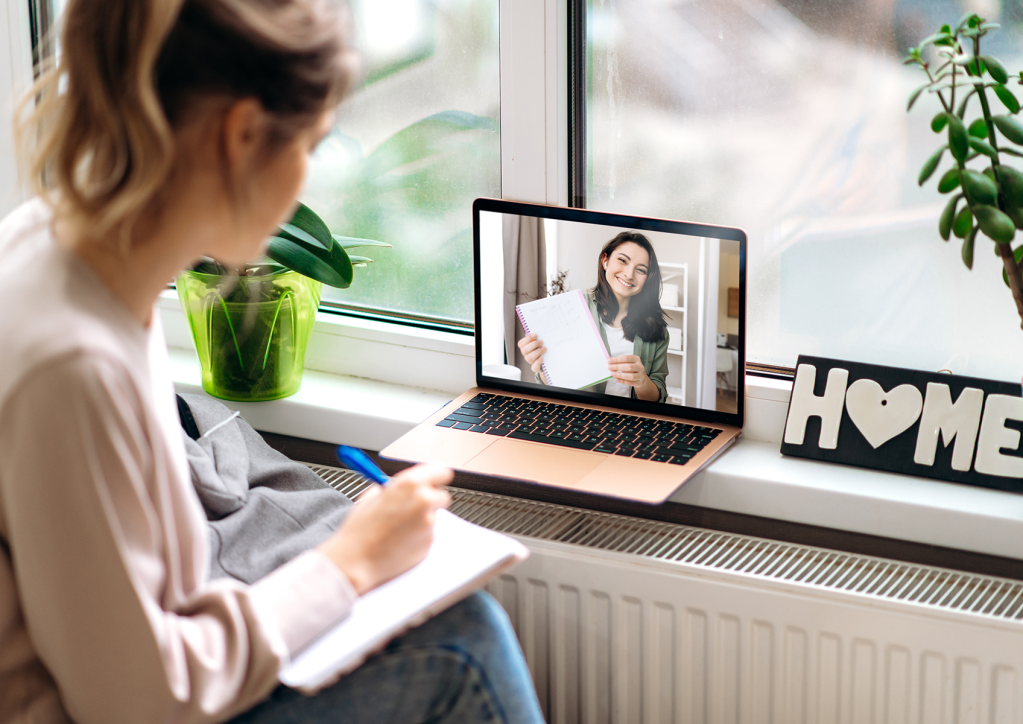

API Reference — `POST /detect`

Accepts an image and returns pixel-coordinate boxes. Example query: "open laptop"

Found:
[381,198,746,504]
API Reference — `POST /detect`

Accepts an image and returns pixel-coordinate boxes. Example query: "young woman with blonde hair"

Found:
[0,1,542,722]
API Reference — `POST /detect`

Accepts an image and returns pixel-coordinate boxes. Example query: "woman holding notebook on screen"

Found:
[518,232,670,402]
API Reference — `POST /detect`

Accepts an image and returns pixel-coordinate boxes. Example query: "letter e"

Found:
[975,394,1023,478]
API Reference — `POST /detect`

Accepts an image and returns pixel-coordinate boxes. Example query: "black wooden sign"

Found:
[780,356,1023,493]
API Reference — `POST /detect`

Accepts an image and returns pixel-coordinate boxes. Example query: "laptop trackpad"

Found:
[464,439,604,487]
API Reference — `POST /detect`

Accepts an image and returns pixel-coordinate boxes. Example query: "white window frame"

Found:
[0,0,32,218]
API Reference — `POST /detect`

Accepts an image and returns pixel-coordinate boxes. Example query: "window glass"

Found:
[48,0,500,328]
[303,0,500,326]
[583,0,1023,379]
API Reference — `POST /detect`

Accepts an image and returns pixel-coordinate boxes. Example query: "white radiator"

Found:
[314,465,1023,724]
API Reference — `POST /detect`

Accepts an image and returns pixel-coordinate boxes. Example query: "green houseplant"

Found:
[906,13,1023,327]
[177,202,388,401]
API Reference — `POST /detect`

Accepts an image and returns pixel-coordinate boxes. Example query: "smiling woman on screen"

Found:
[518,231,670,403]
[0,1,542,723]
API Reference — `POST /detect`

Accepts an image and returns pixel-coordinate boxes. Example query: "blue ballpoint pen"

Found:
[337,445,390,485]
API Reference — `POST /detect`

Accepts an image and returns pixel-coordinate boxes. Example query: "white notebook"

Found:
[516,289,611,389]
[279,510,529,693]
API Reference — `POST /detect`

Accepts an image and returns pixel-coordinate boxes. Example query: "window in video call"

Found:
[477,206,744,416]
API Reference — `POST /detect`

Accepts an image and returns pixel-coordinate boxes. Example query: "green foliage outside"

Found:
[906,13,1023,328]
[305,110,500,324]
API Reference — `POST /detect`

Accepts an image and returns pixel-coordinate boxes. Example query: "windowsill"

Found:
[167,342,1023,563]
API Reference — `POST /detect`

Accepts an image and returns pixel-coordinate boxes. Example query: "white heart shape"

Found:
[845,379,923,449]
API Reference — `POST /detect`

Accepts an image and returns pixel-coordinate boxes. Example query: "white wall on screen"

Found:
[697,238,720,408]
[719,245,740,337]
[479,211,504,367]
[543,217,558,293]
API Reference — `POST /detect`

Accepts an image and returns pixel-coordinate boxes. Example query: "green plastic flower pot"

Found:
[176,270,322,401]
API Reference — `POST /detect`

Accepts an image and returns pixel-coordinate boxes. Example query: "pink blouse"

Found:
[0,200,356,724]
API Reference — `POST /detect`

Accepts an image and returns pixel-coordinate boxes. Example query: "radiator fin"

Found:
[310,464,1023,623]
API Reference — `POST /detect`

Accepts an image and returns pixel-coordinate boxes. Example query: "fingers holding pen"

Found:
[319,464,453,595]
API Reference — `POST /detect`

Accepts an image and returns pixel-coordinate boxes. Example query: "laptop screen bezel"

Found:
[473,197,747,428]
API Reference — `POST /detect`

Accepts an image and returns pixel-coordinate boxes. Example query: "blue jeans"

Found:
[230,591,545,724]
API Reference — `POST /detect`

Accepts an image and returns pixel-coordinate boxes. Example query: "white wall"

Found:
[479,210,504,367]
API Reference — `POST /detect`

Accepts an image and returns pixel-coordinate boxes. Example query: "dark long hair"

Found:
[593,231,668,343]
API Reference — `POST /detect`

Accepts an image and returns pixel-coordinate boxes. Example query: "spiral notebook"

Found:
[516,290,612,389]
[279,510,528,693]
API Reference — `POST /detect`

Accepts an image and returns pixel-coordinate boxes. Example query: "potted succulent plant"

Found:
[177,202,388,401]
[906,13,1023,327]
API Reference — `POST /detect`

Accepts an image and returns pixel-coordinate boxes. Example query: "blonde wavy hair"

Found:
[16,0,356,247]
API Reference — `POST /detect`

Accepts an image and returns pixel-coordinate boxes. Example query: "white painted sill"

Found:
[160,293,1023,563]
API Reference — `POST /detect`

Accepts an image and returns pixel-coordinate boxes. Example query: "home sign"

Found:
[780,356,1023,493]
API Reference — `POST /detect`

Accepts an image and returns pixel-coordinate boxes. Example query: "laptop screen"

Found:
[474,198,746,427]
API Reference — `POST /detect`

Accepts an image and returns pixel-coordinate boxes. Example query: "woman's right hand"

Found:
[317,464,453,595]
[517,333,547,374]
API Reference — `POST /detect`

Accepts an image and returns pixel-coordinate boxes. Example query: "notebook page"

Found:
[516,290,611,389]
[279,510,529,692]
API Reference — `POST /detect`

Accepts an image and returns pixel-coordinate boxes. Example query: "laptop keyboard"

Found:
[435,392,721,465]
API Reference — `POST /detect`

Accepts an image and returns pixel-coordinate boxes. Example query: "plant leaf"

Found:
[963,225,978,269]
[919,146,945,185]
[998,166,1023,207]
[919,31,953,48]
[953,204,974,238]
[940,194,962,240]
[265,236,354,288]
[1003,245,1023,286]
[356,110,498,181]
[332,234,393,249]
[993,115,1023,144]
[190,257,223,275]
[948,114,970,162]
[286,202,333,248]
[981,55,1009,83]
[968,136,998,158]
[932,112,950,132]
[968,118,989,137]
[994,83,1021,113]
[974,204,1017,243]
[938,167,961,193]
[277,222,330,251]
[962,168,999,204]
[346,255,375,264]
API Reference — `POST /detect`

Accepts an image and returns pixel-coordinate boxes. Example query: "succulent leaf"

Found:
[939,194,962,240]
[963,226,978,269]
[953,205,974,238]
[994,83,1021,113]
[968,118,989,138]
[948,114,970,161]
[981,55,1009,83]
[993,115,1023,144]
[938,167,961,193]
[974,204,1017,243]
[919,146,945,185]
